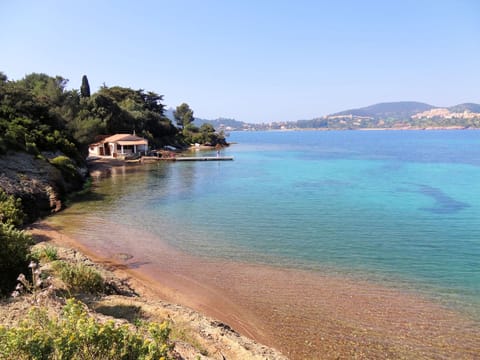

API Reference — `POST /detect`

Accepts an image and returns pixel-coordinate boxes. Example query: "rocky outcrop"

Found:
[0,152,86,222]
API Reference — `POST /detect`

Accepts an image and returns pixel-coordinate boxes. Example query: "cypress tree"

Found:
[80,75,90,97]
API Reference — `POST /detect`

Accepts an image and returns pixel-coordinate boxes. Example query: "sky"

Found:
[1,0,479,123]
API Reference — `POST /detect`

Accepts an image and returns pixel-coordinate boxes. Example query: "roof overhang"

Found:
[116,140,148,146]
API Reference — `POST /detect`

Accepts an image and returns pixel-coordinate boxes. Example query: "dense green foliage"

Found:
[85,86,178,148]
[0,73,83,161]
[182,122,227,146]
[1,71,226,158]
[174,102,194,130]
[0,189,25,227]
[0,71,183,156]
[0,223,33,296]
[0,299,173,360]
[174,103,227,146]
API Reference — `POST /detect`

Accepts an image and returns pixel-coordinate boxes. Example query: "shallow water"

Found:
[52,130,480,318]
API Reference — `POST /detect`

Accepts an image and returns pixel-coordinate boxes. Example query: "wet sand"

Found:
[30,221,480,359]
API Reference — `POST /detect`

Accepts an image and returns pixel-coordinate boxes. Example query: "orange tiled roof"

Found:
[103,134,147,143]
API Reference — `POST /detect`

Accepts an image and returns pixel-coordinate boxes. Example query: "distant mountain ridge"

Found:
[167,102,480,131]
[330,101,480,120]
[282,101,480,130]
[332,101,434,119]
[193,117,245,130]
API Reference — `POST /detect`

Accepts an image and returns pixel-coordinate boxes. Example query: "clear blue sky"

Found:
[1,0,479,123]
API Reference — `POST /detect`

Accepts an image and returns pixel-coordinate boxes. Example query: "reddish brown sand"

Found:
[30,222,480,359]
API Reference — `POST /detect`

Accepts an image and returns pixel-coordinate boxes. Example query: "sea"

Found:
[51,130,480,318]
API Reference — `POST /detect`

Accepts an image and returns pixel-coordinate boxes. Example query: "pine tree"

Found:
[80,75,90,97]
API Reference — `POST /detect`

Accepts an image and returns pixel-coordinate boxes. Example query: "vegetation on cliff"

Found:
[0,71,228,219]
[0,70,227,297]
[1,71,226,158]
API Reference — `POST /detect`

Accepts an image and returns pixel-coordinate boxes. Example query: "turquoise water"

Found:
[69,130,480,313]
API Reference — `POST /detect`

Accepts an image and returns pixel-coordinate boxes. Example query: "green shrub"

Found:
[0,189,25,227]
[0,298,173,359]
[31,245,58,262]
[0,223,33,296]
[49,155,82,185]
[52,260,104,294]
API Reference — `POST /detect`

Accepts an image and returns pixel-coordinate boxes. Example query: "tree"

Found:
[174,103,194,130]
[80,75,90,98]
[199,123,215,144]
[18,73,68,106]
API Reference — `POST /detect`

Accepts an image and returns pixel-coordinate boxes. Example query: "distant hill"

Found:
[285,101,480,130]
[447,103,480,113]
[167,101,480,131]
[193,117,246,130]
[332,101,434,120]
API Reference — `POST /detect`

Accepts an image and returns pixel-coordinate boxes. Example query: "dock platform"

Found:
[175,156,234,161]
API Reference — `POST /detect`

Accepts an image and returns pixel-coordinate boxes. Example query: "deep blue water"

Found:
[58,130,480,314]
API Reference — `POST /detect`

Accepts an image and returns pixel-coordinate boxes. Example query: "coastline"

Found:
[252,126,477,132]
[30,157,480,359]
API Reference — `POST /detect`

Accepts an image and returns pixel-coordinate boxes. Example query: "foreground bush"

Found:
[0,299,173,359]
[0,223,33,296]
[31,245,58,262]
[50,155,83,186]
[51,260,104,294]
[0,189,25,227]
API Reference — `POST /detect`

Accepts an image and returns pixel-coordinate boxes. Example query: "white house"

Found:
[89,134,148,158]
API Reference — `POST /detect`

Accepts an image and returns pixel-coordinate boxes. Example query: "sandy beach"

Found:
[29,218,480,359]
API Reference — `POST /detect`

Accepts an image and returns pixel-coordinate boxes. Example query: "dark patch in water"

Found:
[416,184,470,214]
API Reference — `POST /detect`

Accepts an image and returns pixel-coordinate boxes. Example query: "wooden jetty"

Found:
[127,156,234,163]
[175,156,234,161]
